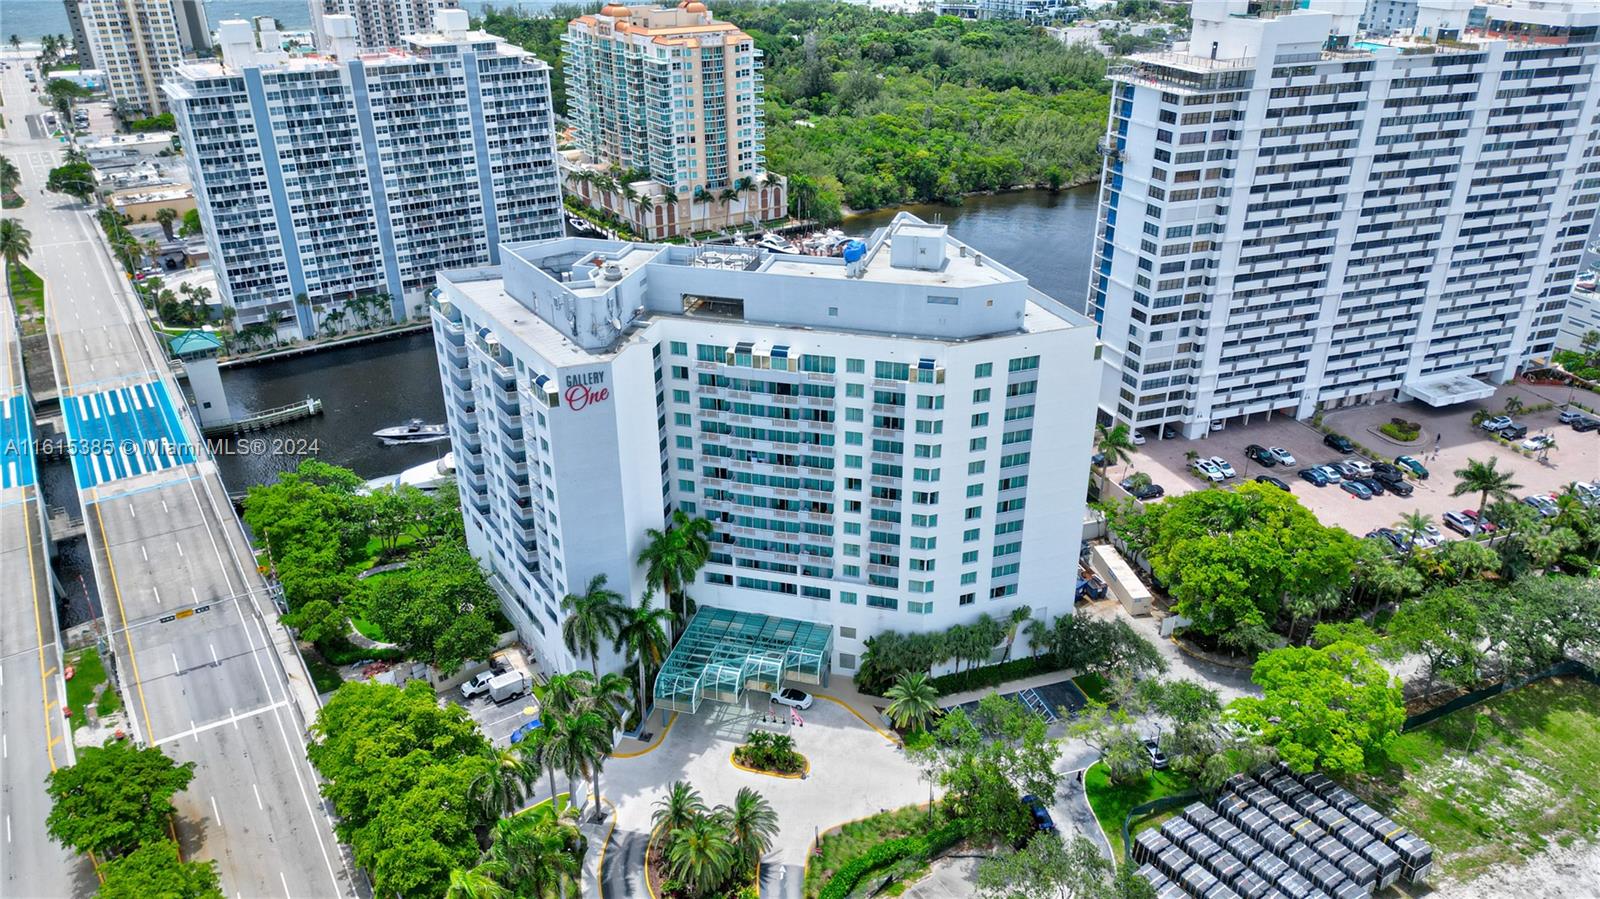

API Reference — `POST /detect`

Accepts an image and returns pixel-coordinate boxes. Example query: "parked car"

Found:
[1521,434,1555,452]
[1143,739,1170,770]
[1499,423,1528,440]
[1120,479,1165,500]
[1384,478,1414,497]
[1192,458,1225,482]
[1333,461,1364,480]
[1395,455,1429,479]
[1357,477,1388,496]
[1245,444,1277,467]
[1573,482,1600,506]
[1298,467,1330,487]
[1460,508,1498,533]
[1571,416,1600,433]
[1323,433,1356,453]
[1131,430,1147,446]
[1267,447,1296,465]
[1314,464,1343,484]
[1559,408,1588,424]
[1522,494,1558,518]
[1091,452,1107,467]
[459,671,498,700]
[1481,415,1513,432]
[773,688,814,710]
[1343,458,1374,477]
[1410,524,1444,548]
[1442,510,1477,536]
[1254,475,1290,490]
[1370,462,1406,484]
[1207,456,1236,478]
[1341,480,1374,500]
[1367,528,1411,554]
[1022,795,1057,833]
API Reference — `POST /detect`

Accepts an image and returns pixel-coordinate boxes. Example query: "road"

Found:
[2,52,357,897]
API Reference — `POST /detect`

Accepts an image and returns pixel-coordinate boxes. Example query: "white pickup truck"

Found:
[461,669,531,703]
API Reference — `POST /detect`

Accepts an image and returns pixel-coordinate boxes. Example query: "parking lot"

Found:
[447,688,543,746]
[1119,382,1598,538]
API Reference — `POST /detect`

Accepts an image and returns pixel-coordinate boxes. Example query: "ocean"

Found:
[0,0,572,42]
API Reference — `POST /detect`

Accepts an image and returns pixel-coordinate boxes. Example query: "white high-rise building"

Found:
[429,215,1098,679]
[1090,0,1600,439]
[78,0,186,115]
[165,12,563,340]
[309,0,459,51]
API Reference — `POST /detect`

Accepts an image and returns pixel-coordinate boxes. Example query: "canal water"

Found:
[209,187,1101,492]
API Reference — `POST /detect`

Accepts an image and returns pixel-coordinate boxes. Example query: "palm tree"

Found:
[587,671,632,731]
[472,746,533,821]
[515,724,563,817]
[638,509,714,641]
[652,780,707,836]
[1395,509,1435,555]
[154,206,178,240]
[560,573,627,677]
[665,813,738,897]
[615,591,674,727]
[0,155,21,198]
[1096,422,1137,482]
[724,787,778,874]
[547,708,613,822]
[444,861,511,899]
[487,811,584,899]
[1452,457,1523,520]
[8,36,20,52]
[0,219,33,294]
[884,671,940,733]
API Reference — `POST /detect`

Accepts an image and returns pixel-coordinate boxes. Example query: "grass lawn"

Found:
[1084,761,1193,862]
[1074,672,1112,705]
[64,648,109,729]
[351,616,388,643]
[304,655,343,694]
[804,803,935,899]
[2,192,22,209]
[8,262,45,314]
[1349,677,1600,884]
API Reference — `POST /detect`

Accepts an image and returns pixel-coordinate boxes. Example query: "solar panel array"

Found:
[1131,763,1433,899]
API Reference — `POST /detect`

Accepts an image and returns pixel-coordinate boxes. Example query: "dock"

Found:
[200,396,323,436]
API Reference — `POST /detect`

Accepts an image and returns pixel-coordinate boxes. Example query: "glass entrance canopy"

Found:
[653,607,833,715]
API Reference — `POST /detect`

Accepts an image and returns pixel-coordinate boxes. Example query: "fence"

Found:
[1403,659,1599,731]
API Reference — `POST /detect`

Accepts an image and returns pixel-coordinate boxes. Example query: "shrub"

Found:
[1379,419,1420,441]
[313,636,406,667]
[734,730,806,775]
[926,656,1052,696]
[817,821,969,899]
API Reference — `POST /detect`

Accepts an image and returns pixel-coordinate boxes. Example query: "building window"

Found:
[839,653,857,669]
[846,383,864,398]
[972,388,990,403]
[866,595,898,610]
[962,550,978,564]
[675,436,693,449]
[964,528,980,542]
[972,413,988,427]
[847,358,864,373]
[974,362,993,378]
[959,593,975,606]
[968,460,985,475]
[669,340,687,356]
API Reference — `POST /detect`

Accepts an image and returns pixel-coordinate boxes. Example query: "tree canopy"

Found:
[1229,642,1404,777]
[95,840,222,899]
[45,740,196,859]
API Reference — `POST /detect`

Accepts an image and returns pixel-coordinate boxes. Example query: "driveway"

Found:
[597,689,926,898]
[1117,382,1597,539]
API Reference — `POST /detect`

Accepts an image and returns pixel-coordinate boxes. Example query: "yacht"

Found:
[757,233,799,254]
[373,419,449,444]
[363,452,456,494]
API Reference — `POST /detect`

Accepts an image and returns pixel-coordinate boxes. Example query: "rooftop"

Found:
[653,606,832,715]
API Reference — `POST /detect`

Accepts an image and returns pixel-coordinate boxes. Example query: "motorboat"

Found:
[757,233,800,254]
[363,452,456,493]
[568,215,598,234]
[373,419,449,443]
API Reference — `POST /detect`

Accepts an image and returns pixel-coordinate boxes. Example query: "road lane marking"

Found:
[254,784,264,810]
[280,871,290,898]
[191,720,198,742]
[211,795,222,828]
[161,500,168,513]
[172,653,180,674]
[152,586,161,604]
[191,587,199,604]
[150,701,288,746]
[209,644,219,666]
[140,545,147,561]
[175,542,183,558]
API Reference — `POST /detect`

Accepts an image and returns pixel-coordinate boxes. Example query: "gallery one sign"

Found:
[564,369,611,411]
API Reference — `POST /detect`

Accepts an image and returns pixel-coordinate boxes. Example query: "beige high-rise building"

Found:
[561,2,786,240]
[78,0,185,115]
[309,0,459,51]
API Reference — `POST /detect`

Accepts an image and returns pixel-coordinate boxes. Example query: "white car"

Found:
[1131,430,1146,446]
[1314,464,1342,484]
[1192,459,1225,482]
[1208,456,1236,478]
[1521,434,1554,451]
[1410,524,1443,549]
[772,688,813,710]
[1268,447,1296,465]
[1343,457,1373,476]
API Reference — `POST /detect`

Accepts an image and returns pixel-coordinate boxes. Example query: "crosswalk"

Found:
[60,381,196,489]
[1,394,36,490]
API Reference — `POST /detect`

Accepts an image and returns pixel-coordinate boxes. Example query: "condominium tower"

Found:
[561,3,786,240]
[1090,0,1600,439]
[78,0,186,114]
[310,0,459,51]
[64,0,97,69]
[165,12,563,340]
[429,215,1097,678]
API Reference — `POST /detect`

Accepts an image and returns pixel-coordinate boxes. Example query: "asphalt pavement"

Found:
[1,50,358,897]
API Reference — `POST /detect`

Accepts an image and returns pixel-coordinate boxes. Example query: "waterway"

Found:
[207,186,1101,492]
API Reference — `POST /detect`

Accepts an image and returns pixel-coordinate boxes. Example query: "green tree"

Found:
[1388,586,1489,694]
[282,598,348,645]
[444,862,511,899]
[0,218,32,293]
[179,208,203,237]
[1096,422,1138,481]
[45,740,196,859]
[95,840,223,899]
[638,509,714,640]
[724,786,779,874]
[472,746,533,822]
[45,160,96,203]
[545,706,614,823]
[885,670,941,733]
[977,832,1122,899]
[0,154,20,197]
[917,694,1062,842]
[308,680,492,899]
[653,781,708,836]
[615,591,674,728]
[482,807,584,899]
[357,539,499,674]
[560,573,627,677]
[1452,457,1522,521]
[1230,641,1404,776]
[665,813,739,898]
